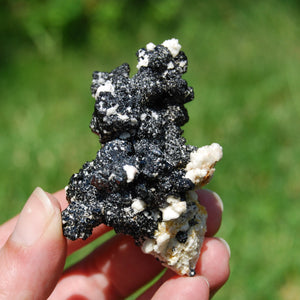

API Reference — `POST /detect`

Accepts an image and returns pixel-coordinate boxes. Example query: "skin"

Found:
[0,188,230,299]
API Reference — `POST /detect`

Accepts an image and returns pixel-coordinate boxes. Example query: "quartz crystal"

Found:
[62,39,223,276]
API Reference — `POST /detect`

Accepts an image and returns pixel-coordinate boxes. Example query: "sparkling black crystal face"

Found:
[62,41,196,242]
[175,230,188,244]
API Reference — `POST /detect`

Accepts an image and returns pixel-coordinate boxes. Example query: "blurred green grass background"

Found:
[1,0,299,299]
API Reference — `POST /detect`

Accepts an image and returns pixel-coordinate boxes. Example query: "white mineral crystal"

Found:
[136,49,150,69]
[117,113,129,121]
[167,61,175,69]
[162,38,182,57]
[160,196,187,221]
[106,104,119,116]
[131,198,146,213]
[185,143,223,187]
[94,80,115,98]
[142,190,207,276]
[146,42,156,51]
[123,165,139,183]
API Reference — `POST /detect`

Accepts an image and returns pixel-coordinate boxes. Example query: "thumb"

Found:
[0,187,67,299]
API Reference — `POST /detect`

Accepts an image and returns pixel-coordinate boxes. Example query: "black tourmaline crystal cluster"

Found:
[62,39,196,241]
[62,39,222,275]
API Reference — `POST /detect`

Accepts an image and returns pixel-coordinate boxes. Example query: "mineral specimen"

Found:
[62,38,223,276]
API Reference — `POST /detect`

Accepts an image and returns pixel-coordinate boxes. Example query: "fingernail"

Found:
[11,187,55,246]
[210,190,224,212]
[197,275,210,288]
[216,237,231,258]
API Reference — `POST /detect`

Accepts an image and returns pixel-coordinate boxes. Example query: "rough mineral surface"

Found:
[62,38,223,276]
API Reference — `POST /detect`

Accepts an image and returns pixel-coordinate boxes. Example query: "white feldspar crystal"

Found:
[140,113,147,121]
[146,42,156,51]
[117,113,129,121]
[179,60,187,68]
[185,143,223,187]
[136,49,150,69]
[106,104,119,116]
[94,80,115,98]
[131,198,146,213]
[142,190,207,276]
[123,165,138,183]
[162,38,182,57]
[160,196,187,221]
[167,61,175,69]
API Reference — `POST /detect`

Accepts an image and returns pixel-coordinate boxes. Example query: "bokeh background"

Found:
[1,0,299,299]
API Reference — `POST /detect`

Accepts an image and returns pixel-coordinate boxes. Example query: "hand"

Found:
[0,188,230,299]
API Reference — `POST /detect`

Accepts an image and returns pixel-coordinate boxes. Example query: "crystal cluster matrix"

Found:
[62,39,223,276]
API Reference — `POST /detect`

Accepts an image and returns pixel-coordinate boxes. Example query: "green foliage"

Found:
[1,0,300,298]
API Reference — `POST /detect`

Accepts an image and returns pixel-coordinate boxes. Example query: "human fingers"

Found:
[197,189,223,237]
[0,217,18,249]
[196,237,230,296]
[144,273,210,300]
[139,237,230,299]
[0,187,67,299]
[0,189,70,249]
[48,234,163,299]
[49,233,229,299]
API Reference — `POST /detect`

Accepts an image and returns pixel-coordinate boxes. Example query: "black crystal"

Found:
[62,41,197,242]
